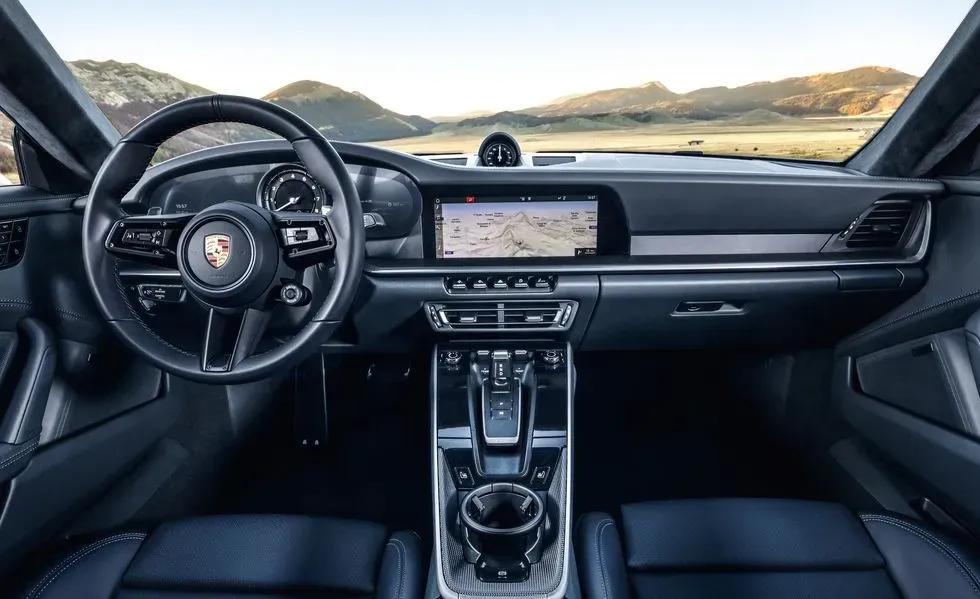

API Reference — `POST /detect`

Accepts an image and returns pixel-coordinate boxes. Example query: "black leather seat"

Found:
[22,514,424,599]
[577,498,980,599]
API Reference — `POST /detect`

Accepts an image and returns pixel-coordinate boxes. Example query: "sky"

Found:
[19,0,978,117]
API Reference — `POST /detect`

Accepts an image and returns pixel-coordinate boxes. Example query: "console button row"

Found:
[0,219,27,268]
[446,275,555,293]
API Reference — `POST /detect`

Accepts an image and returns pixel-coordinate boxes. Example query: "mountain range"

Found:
[0,61,918,169]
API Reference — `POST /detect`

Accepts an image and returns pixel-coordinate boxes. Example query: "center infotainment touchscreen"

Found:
[433,194,599,259]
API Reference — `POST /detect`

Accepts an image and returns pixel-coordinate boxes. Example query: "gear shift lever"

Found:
[483,350,521,446]
[492,351,513,391]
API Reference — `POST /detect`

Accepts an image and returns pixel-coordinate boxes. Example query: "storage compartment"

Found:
[855,330,980,436]
[583,271,920,350]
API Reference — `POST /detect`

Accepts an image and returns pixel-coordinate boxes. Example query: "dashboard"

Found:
[120,132,941,353]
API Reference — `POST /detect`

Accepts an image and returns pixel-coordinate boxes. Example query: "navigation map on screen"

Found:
[434,194,599,259]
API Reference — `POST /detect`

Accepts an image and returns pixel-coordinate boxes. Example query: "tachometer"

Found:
[259,166,330,213]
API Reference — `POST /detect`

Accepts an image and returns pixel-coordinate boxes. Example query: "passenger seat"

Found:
[577,498,980,599]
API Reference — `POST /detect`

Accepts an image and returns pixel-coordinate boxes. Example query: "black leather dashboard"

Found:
[123,140,939,272]
[102,139,943,353]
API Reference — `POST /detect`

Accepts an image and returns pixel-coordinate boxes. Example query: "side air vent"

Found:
[844,200,916,249]
[424,301,577,332]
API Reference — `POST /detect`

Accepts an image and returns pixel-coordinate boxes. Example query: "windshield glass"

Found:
[15,0,977,163]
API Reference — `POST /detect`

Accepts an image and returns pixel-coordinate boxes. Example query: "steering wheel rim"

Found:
[82,95,365,383]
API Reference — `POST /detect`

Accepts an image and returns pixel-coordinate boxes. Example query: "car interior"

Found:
[5,1,980,598]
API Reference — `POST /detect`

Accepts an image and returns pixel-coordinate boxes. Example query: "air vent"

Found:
[844,201,915,249]
[424,301,577,332]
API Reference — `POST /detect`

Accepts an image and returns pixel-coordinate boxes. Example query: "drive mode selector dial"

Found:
[542,349,561,365]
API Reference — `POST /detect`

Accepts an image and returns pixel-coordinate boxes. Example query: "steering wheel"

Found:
[82,95,365,383]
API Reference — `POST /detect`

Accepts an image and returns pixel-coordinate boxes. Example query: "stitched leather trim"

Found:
[0,300,91,324]
[25,533,147,599]
[0,193,79,206]
[861,514,980,597]
[847,290,980,346]
[0,438,38,472]
[387,538,406,599]
[596,519,615,599]
[935,341,973,432]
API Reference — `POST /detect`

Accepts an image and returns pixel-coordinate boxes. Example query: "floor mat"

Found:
[212,355,432,542]
[573,351,826,517]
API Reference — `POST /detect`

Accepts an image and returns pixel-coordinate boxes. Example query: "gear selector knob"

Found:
[491,350,512,390]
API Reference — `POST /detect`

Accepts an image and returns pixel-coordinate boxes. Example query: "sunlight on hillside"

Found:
[378,117,886,162]
[0,113,16,186]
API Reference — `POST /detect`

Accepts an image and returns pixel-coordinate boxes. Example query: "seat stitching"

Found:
[386,538,406,599]
[847,290,980,344]
[864,515,980,584]
[596,519,615,599]
[25,533,146,599]
[861,515,980,596]
[935,345,972,431]
[0,439,38,471]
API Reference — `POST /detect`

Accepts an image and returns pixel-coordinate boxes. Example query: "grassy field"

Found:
[378,116,888,161]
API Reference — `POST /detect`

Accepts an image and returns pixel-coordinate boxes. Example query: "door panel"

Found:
[836,191,980,533]
[0,187,174,573]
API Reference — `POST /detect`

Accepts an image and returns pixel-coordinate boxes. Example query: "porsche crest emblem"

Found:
[204,234,231,269]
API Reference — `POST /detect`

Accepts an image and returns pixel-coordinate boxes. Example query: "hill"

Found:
[262,80,435,142]
[65,61,436,159]
[436,66,918,133]
[526,81,679,117]
[0,115,14,180]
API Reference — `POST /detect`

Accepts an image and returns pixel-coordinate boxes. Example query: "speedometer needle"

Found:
[275,196,302,211]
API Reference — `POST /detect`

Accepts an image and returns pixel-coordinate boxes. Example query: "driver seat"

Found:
[21,514,424,599]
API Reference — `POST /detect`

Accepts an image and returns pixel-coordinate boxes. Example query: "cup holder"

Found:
[459,483,547,582]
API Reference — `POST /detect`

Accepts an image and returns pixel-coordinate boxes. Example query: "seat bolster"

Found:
[122,515,388,594]
[621,498,883,571]
[377,531,425,599]
[861,513,980,599]
[575,512,631,599]
[24,532,147,599]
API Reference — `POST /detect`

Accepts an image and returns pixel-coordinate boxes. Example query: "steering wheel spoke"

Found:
[271,212,336,268]
[201,308,271,372]
[106,213,193,267]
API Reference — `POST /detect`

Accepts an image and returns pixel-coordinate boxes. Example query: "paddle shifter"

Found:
[483,350,522,446]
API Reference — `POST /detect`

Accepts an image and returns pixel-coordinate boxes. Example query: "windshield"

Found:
[13,0,977,164]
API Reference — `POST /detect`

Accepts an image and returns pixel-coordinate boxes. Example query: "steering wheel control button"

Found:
[279,282,311,306]
[137,284,186,303]
[281,226,320,246]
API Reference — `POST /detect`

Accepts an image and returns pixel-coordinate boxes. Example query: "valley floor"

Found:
[378,116,890,161]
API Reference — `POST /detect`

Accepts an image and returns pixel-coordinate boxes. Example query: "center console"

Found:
[431,342,573,599]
